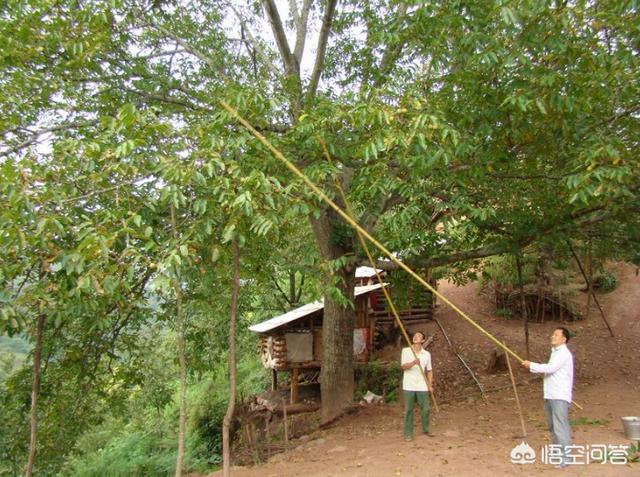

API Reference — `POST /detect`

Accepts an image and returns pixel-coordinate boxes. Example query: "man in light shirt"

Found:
[401,331,433,441]
[522,327,574,468]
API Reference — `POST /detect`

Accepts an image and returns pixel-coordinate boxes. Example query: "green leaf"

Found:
[500,7,518,26]
[222,223,236,243]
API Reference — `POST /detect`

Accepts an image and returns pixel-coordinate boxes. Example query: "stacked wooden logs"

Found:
[258,335,287,370]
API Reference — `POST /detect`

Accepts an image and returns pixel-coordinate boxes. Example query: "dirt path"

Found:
[211,381,638,477]
[209,262,640,477]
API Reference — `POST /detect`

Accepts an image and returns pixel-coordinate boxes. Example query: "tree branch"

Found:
[261,0,298,76]
[293,0,313,64]
[59,176,156,204]
[598,103,640,129]
[487,172,567,181]
[288,0,300,24]
[307,0,338,101]
[0,120,98,158]
[295,273,306,303]
[372,3,408,89]
[150,22,224,76]
[123,87,213,112]
[229,4,284,81]
[372,203,632,271]
[133,49,188,61]
[360,192,407,232]
[11,262,38,301]
[270,273,293,307]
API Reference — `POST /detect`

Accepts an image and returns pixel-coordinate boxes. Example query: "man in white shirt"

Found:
[401,331,433,441]
[522,327,574,468]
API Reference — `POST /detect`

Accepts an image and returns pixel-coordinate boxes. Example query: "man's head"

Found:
[412,331,426,344]
[551,327,570,346]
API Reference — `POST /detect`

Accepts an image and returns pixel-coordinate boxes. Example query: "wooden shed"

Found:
[249,283,384,403]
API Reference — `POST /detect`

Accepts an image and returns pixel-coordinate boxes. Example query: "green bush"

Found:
[62,430,179,477]
[0,335,29,386]
[593,270,618,293]
[60,355,269,477]
[355,361,402,403]
[496,308,514,320]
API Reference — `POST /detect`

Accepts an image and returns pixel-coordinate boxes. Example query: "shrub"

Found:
[496,308,514,320]
[355,361,402,403]
[60,355,269,477]
[593,271,618,293]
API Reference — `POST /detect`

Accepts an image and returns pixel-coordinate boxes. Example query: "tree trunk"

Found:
[310,209,356,424]
[25,314,45,477]
[289,271,297,306]
[585,238,592,319]
[535,256,545,322]
[223,239,240,477]
[172,205,187,477]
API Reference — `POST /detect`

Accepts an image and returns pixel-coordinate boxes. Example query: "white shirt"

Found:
[401,347,432,391]
[529,344,574,403]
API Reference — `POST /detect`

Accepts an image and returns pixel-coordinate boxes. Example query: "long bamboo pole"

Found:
[504,343,527,438]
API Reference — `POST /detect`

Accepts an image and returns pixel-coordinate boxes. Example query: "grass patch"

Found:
[626,442,640,463]
[570,416,610,426]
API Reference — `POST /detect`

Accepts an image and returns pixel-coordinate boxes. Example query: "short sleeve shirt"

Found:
[401,347,432,391]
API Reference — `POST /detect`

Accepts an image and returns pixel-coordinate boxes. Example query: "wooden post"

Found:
[290,368,299,404]
[282,398,289,444]
[265,414,271,444]
[369,318,375,353]
[271,369,278,391]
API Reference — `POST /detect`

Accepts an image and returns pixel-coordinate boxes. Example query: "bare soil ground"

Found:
[210,262,640,477]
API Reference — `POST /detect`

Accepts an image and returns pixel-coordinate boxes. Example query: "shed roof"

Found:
[355,266,383,278]
[248,283,384,333]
